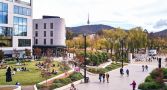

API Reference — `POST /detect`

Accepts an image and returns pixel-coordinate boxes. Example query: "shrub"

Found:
[138,82,163,90]
[50,83,64,89]
[150,68,164,84]
[145,76,154,82]
[87,68,106,74]
[69,72,83,81]
[162,68,167,79]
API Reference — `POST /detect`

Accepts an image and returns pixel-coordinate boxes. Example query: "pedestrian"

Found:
[120,68,124,76]
[70,83,76,90]
[102,73,105,82]
[126,69,129,77]
[99,73,102,82]
[145,65,148,71]
[142,65,144,72]
[106,73,109,83]
[130,80,136,90]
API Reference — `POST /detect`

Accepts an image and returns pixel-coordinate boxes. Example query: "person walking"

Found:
[145,65,148,71]
[142,65,144,72]
[99,73,102,82]
[130,80,136,90]
[120,68,124,76]
[102,73,105,82]
[126,69,129,77]
[106,73,110,83]
[70,83,76,90]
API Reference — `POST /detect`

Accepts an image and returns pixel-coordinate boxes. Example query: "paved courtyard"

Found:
[65,63,157,90]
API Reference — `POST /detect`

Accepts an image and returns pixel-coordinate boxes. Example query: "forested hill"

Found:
[66,24,114,34]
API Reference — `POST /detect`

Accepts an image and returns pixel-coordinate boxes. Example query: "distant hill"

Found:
[66,24,114,34]
[151,29,167,38]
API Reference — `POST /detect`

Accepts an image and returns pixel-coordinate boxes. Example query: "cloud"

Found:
[153,19,167,29]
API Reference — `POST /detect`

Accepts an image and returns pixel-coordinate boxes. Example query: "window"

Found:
[44,39,46,45]
[50,39,53,45]
[50,31,53,37]
[44,31,46,37]
[14,5,31,16]
[44,23,46,29]
[35,39,38,44]
[50,23,53,29]
[18,39,31,47]
[35,24,38,29]
[0,2,8,24]
[14,17,27,36]
[35,31,38,37]
[0,26,13,36]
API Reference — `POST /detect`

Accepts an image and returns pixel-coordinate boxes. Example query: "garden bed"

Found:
[87,63,124,74]
[36,72,83,90]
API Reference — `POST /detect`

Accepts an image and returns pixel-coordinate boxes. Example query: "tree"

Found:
[34,48,42,60]
[25,49,31,59]
[0,50,4,63]
[6,67,12,82]
[41,48,53,86]
[13,49,20,62]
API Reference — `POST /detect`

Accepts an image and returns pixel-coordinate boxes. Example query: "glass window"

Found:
[14,6,19,14]
[50,39,53,45]
[2,3,8,12]
[50,23,53,29]
[35,24,38,29]
[35,31,38,37]
[18,39,31,47]
[44,39,46,45]
[19,6,23,15]
[50,31,53,37]
[44,23,46,29]
[14,17,27,36]
[0,3,2,11]
[0,2,8,24]
[44,31,46,37]
[27,8,31,16]
[35,39,38,44]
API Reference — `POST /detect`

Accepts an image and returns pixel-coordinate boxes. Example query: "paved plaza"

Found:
[65,60,162,90]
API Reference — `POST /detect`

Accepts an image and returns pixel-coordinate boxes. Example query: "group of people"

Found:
[142,65,148,72]
[99,73,110,83]
[120,68,129,77]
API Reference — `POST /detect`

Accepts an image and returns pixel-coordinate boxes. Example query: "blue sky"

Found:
[33,0,167,32]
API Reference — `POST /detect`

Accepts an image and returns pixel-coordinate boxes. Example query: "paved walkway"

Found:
[65,64,156,90]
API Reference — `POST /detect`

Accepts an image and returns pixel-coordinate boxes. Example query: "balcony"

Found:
[14,0,31,6]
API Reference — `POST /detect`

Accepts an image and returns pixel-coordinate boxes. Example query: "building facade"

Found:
[0,0,32,58]
[33,16,66,57]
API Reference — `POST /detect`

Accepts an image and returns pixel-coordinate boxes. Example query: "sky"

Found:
[33,0,167,32]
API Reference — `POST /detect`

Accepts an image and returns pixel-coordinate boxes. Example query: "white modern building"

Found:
[33,16,66,56]
[0,0,32,58]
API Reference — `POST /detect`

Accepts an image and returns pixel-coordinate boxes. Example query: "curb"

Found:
[54,79,84,90]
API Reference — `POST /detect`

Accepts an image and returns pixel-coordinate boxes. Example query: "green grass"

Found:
[0,61,70,85]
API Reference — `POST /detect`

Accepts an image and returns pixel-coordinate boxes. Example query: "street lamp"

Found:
[83,33,87,83]
[120,39,124,68]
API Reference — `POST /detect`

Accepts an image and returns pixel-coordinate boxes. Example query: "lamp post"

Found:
[121,39,124,68]
[83,33,87,83]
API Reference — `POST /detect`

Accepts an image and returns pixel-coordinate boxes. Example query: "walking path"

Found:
[65,63,156,90]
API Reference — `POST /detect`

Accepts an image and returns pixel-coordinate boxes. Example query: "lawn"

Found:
[0,60,70,85]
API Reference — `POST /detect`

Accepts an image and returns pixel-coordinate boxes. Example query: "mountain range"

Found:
[66,24,167,37]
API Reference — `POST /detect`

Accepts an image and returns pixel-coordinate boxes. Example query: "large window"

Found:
[0,2,8,24]
[0,27,12,47]
[35,39,38,44]
[35,24,38,29]
[18,39,31,47]
[14,17,27,36]
[44,23,46,29]
[14,5,31,16]
[0,27,13,36]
